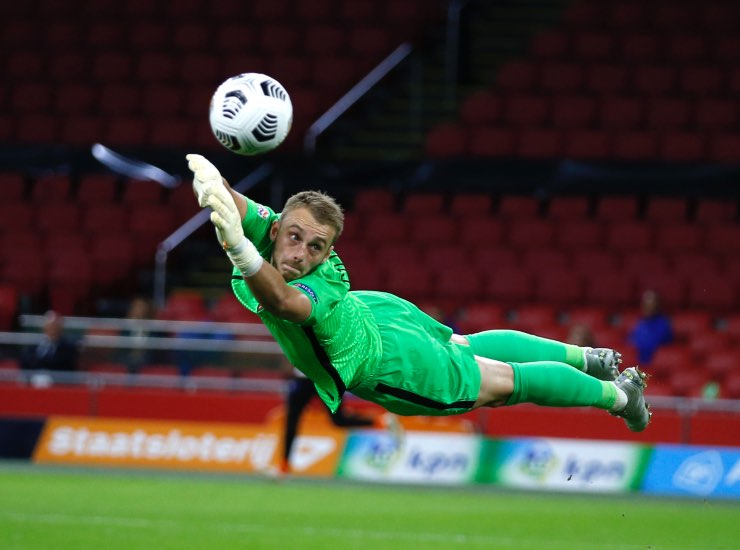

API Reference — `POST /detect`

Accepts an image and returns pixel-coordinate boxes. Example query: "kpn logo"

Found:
[364,434,403,473]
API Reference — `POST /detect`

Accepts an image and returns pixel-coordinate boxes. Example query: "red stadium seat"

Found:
[98,84,141,115]
[468,127,516,157]
[706,350,740,382]
[704,225,740,254]
[659,132,706,162]
[694,199,737,224]
[605,221,654,252]
[31,174,72,203]
[482,267,535,305]
[686,275,736,311]
[507,219,554,247]
[496,61,537,92]
[620,34,661,62]
[121,179,163,205]
[520,248,568,272]
[633,65,678,96]
[669,370,708,398]
[425,123,466,158]
[423,244,466,269]
[303,26,346,54]
[533,268,584,306]
[450,193,493,216]
[539,63,584,93]
[375,243,424,265]
[363,213,408,244]
[348,26,391,59]
[470,246,520,272]
[672,311,714,341]
[564,306,611,332]
[530,30,570,61]
[516,128,562,158]
[460,91,503,126]
[432,267,484,303]
[564,130,610,160]
[547,196,590,220]
[37,203,81,233]
[382,264,433,302]
[504,95,551,127]
[646,98,690,131]
[709,133,740,163]
[409,217,458,246]
[598,96,644,130]
[653,3,696,29]
[647,344,693,377]
[77,174,118,205]
[551,96,596,129]
[403,193,446,215]
[55,83,97,115]
[689,332,731,359]
[583,271,635,308]
[459,217,505,246]
[611,131,659,161]
[606,1,649,28]
[667,34,708,63]
[499,197,541,220]
[654,223,702,253]
[509,304,558,333]
[672,252,721,279]
[353,188,395,214]
[571,249,619,274]
[456,303,507,334]
[585,64,629,95]
[680,66,724,97]
[695,99,739,131]
[0,173,26,201]
[644,197,689,222]
[554,221,604,249]
[573,32,616,62]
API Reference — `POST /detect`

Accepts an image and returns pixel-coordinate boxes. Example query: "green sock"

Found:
[506,361,616,410]
[466,330,585,370]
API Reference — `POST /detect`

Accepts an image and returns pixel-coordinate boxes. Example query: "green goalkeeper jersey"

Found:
[230,198,382,413]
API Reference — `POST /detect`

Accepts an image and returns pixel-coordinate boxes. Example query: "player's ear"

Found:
[269,220,280,241]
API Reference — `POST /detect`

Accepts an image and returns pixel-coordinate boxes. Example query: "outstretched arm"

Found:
[186,154,312,323]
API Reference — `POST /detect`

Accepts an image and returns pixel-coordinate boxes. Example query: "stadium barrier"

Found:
[1,416,737,500]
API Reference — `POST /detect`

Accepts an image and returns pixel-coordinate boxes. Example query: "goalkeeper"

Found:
[186,155,651,432]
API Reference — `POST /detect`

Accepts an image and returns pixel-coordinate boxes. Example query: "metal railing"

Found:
[304,43,414,154]
[152,163,274,308]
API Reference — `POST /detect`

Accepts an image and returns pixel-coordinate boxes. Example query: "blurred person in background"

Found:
[21,310,79,372]
[186,154,651,433]
[567,324,596,348]
[629,289,673,365]
[281,367,400,474]
[118,296,153,374]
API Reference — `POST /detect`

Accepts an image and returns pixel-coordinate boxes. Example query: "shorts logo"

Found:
[293,283,318,303]
[256,205,270,219]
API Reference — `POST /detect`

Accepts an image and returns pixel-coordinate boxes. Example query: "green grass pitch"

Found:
[0,462,736,549]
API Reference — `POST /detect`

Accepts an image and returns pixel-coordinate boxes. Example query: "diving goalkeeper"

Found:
[186,154,651,432]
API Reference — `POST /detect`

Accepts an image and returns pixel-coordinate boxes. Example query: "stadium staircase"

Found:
[324,0,571,161]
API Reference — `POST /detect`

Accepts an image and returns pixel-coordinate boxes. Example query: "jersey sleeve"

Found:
[289,257,349,326]
[241,197,278,253]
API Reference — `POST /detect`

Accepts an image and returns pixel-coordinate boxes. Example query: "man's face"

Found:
[270,206,335,281]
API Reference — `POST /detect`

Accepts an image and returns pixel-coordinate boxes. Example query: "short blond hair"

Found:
[282,191,344,242]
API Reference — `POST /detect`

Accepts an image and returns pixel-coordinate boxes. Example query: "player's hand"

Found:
[207,191,244,251]
[208,192,264,276]
[186,153,228,208]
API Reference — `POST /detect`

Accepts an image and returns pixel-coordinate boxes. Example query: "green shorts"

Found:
[349,291,480,416]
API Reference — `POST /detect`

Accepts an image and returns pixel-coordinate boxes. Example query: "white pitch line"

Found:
[0,511,686,549]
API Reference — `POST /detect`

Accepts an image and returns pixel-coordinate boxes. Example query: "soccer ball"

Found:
[209,73,293,156]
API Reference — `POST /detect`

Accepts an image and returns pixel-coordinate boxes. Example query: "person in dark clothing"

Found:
[21,310,79,372]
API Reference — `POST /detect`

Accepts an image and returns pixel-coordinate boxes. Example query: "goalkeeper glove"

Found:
[186,153,230,208]
[207,192,263,277]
